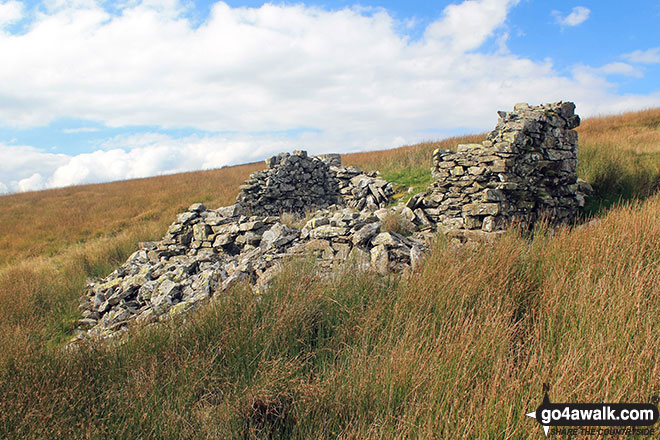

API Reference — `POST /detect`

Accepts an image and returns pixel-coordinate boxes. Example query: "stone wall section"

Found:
[330,164,394,211]
[406,102,582,239]
[236,150,342,216]
[236,150,394,216]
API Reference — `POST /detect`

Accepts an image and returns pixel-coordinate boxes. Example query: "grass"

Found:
[1,108,660,438]
[577,108,660,213]
[344,137,482,201]
[0,165,262,267]
[380,210,416,236]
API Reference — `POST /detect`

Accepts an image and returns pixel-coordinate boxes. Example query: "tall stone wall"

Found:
[407,102,582,239]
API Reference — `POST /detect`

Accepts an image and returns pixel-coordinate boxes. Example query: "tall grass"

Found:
[577,108,660,213]
[2,197,660,438]
[1,108,660,438]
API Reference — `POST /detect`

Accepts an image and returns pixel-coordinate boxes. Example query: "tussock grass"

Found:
[380,210,416,236]
[2,198,660,438]
[1,109,660,438]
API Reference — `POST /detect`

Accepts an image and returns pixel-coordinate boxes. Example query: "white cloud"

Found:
[623,47,660,64]
[0,128,431,192]
[0,0,532,132]
[17,173,46,192]
[0,144,70,187]
[0,136,248,192]
[596,62,643,78]
[46,134,270,189]
[553,6,590,27]
[62,127,99,133]
[0,0,659,194]
[425,0,519,52]
[0,0,23,27]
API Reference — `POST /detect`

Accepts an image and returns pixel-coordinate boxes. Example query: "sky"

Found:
[1,0,659,194]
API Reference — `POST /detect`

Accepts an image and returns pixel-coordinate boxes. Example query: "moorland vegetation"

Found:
[1,109,660,438]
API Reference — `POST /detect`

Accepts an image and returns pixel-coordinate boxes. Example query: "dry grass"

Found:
[379,210,416,236]
[343,136,484,173]
[2,197,660,438]
[0,164,262,266]
[576,107,660,212]
[577,107,660,154]
[1,108,660,438]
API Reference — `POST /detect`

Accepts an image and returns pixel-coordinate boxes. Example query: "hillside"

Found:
[1,108,660,438]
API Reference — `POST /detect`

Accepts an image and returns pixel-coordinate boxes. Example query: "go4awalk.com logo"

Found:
[526,386,659,437]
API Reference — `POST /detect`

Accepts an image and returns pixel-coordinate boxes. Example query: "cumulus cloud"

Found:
[553,6,590,27]
[47,133,285,189]
[17,173,46,192]
[0,128,434,192]
[0,0,560,133]
[425,0,519,52]
[0,0,659,194]
[0,0,23,28]
[0,144,69,192]
[0,135,265,192]
[623,47,660,64]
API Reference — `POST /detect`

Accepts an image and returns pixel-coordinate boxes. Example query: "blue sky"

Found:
[1,0,659,193]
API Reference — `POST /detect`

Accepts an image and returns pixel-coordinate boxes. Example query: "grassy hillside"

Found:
[0,164,263,267]
[1,108,660,438]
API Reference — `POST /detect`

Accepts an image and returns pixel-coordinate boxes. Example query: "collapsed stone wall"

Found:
[78,157,400,339]
[78,202,427,338]
[75,101,589,341]
[236,150,394,216]
[406,102,584,240]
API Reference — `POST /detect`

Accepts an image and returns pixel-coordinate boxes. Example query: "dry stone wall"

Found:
[75,101,588,341]
[237,150,342,216]
[406,102,584,240]
[236,150,394,215]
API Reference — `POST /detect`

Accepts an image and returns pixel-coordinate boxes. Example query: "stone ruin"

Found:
[75,102,590,340]
[77,202,429,338]
[77,154,408,338]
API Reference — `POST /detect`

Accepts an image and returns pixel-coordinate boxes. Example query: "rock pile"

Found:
[330,165,395,210]
[236,150,342,216]
[77,101,589,340]
[236,150,394,216]
[78,203,427,338]
[405,102,586,240]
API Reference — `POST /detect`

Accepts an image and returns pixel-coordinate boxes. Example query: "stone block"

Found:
[462,203,501,216]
